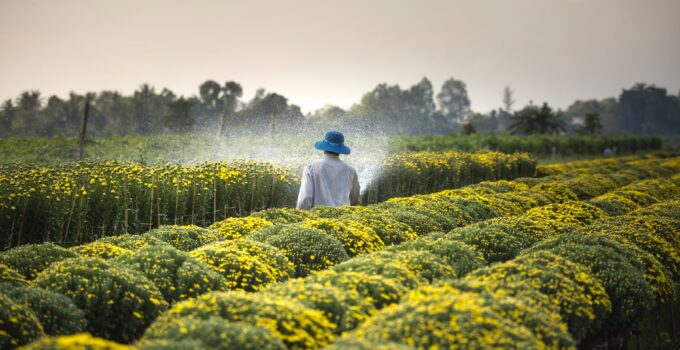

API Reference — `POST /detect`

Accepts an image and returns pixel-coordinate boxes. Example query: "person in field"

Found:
[296,131,361,210]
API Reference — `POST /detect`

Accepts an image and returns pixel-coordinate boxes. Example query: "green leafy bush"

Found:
[145,225,223,251]
[138,317,286,350]
[374,202,457,231]
[0,283,85,335]
[189,239,293,291]
[249,225,348,277]
[152,291,336,349]
[34,257,168,343]
[0,293,44,349]
[374,206,443,236]
[0,243,77,280]
[114,245,226,303]
[321,338,415,350]
[0,262,28,286]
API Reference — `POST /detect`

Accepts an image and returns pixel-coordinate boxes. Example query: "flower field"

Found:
[1,153,680,349]
[0,151,536,248]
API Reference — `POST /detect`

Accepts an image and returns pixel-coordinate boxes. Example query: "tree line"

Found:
[1,79,678,137]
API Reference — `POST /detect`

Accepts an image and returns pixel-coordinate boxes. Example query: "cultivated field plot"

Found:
[1,154,679,349]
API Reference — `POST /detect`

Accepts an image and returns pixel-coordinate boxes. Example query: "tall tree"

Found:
[218,81,243,136]
[619,83,680,135]
[437,78,470,124]
[163,97,195,133]
[576,113,603,135]
[498,86,515,132]
[0,99,16,135]
[509,102,565,135]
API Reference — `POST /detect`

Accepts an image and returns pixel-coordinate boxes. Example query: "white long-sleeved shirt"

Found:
[296,154,361,210]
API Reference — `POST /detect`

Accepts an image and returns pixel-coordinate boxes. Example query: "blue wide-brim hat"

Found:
[314,131,351,155]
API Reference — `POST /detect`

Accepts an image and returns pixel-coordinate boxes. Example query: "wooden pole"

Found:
[77,97,91,161]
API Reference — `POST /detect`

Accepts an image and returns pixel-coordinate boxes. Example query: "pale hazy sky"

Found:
[1,0,679,113]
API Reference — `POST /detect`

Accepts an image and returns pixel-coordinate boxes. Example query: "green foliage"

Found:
[443,226,536,263]
[139,317,286,350]
[145,225,223,251]
[510,102,565,135]
[33,257,168,343]
[0,293,44,349]
[322,338,415,350]
[249,225,349,277]
[0,283,86,335]
[189,239,294,291]
[154,291,336,349]
[0,243,77,280]
[114,245,227,303]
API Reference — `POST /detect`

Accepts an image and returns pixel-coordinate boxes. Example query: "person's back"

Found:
[296,131,360,210]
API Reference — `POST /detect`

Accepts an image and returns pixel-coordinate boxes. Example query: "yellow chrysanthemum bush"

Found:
[0,262,28,286]
[632,199,680,220]
[468,251,612,343]
[526,201,608,227]
[252,207,319,224]
[339,211,419,246]
[189,239,294,291]
[264,279,376,333]
[69,242,132,260]
[0,243,78,280]
[321,337,415,350]
[588,193,641,216]
[249,224,349,277]
[620,178,680,200]
[305,270,408,309]
[33,257,168,343]
[524,233,656,335]
[311,205,373,218]
[97,233,169,251]
[531,182,579,202]
[609,190,659,207]
[375,201,457,231]
[584,217,680,280]
[332,250,456,287]
[402,279,576,350]
[137,316,286,350]
[467,215,554,242]
[0,293,44,349]
[371,206,444,236]
[114,245,227,303]
[386,235,486,277]
[440,225,538,264]
[522,206,588,236]
[145,225,223,251]
[386,194,474,228]
[470,179,531,194]
[208,216,273,240]
[354,287,543,350]
[299,218,385,256]
[150,291,336,349]
[17,333,134,350]
[0,283,86,336]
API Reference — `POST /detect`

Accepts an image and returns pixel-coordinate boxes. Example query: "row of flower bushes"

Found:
[389,134,663,157]
[1,154,678,349]
[0,151,537,249]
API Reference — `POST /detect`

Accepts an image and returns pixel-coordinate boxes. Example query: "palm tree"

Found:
[509,103,565,135]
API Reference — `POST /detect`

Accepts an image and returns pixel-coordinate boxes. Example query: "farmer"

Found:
[296,131,361,210]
